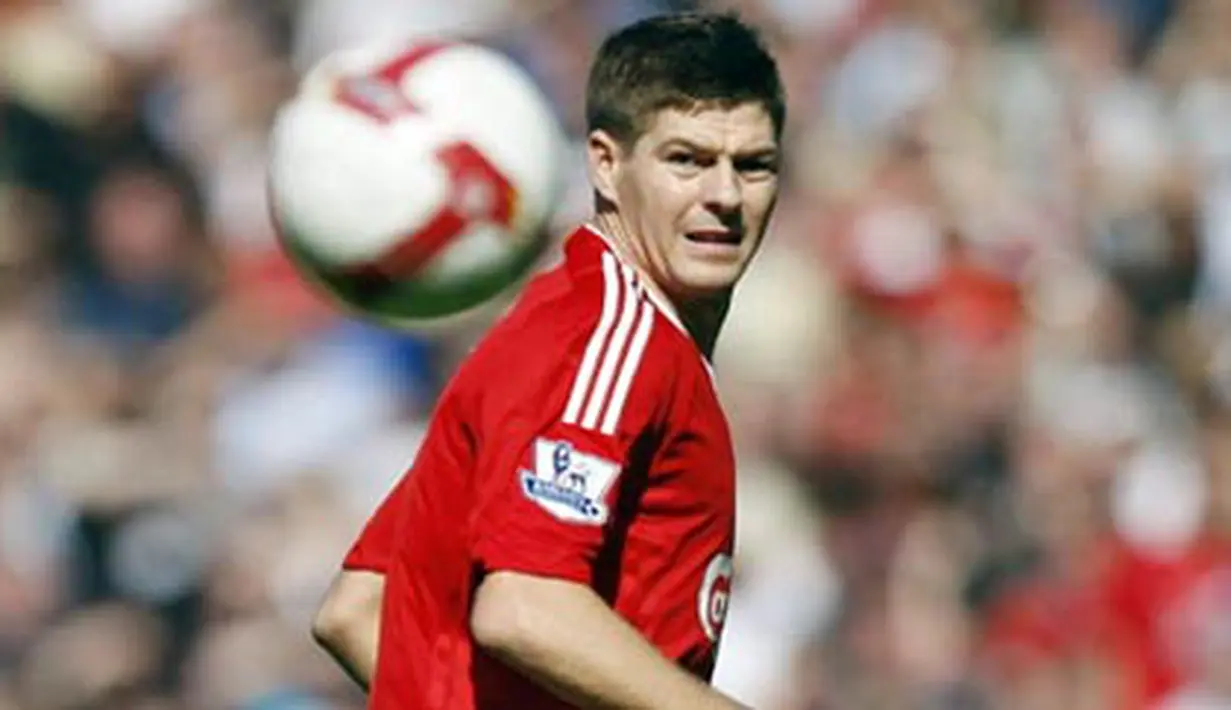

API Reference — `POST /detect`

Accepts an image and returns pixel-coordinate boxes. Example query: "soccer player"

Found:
[311,12,784,710]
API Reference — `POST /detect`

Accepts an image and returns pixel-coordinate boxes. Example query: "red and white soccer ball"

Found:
[268,41,565,322]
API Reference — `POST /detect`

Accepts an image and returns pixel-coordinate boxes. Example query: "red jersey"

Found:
[341,225,737,710]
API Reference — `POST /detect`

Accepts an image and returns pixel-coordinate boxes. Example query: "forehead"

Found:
[637,103,777,152]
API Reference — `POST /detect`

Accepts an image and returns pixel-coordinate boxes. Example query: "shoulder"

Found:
[453,239,684,439]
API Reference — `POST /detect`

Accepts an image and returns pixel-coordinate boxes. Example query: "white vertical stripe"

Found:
[584,223,687,334]
[600,299,655,435]
[563,252,621,424]
[580,265,640,430]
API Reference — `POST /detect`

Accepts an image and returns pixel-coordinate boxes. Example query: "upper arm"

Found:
[314,568,386,638]
[470,570,560,650]
[469,255,668,585]
[469,569,606,655]
[312,568,386,691]
[470,421,640,584]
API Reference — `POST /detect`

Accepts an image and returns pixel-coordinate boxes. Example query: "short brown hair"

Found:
[585,12,785,148]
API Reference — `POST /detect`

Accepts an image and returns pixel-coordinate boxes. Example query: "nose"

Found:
[701,159,741,214]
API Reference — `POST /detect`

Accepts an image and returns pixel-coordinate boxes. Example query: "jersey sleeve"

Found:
[469,264,666,585]
[341,473,411,573]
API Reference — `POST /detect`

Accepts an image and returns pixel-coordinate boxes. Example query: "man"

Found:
[312,12,784,709]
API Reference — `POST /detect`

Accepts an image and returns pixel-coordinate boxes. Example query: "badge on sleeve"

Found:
[519,438,621,525]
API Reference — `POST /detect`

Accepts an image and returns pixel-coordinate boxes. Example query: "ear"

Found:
[586,129,624,205]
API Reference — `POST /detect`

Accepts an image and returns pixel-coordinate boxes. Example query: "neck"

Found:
[676,294,730,360]
[590,212,729,359]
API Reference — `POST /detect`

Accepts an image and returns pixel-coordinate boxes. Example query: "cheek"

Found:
[745,184,778,223]
[634,172,693,228]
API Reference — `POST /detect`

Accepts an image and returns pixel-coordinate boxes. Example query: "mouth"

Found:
[684,230,742,246]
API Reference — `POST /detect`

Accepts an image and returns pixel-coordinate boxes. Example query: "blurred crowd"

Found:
[0,0,1229,708]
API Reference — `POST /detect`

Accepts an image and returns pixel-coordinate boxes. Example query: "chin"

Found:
[671,266,742,299]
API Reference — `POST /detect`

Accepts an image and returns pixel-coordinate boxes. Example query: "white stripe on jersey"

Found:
[600,298,655,435]
[562,253,657,434]
[563,252,621,425]
[579,263,641,430]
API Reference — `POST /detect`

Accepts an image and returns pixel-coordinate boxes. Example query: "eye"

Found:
[735,156,779,179]
[666,151,700,167]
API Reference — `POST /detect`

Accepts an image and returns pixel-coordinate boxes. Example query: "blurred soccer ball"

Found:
[268,40,565,322]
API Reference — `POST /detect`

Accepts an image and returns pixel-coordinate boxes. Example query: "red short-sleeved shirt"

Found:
[345,225,738,710]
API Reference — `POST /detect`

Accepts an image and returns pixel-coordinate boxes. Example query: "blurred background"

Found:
[0,0,1230,708]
